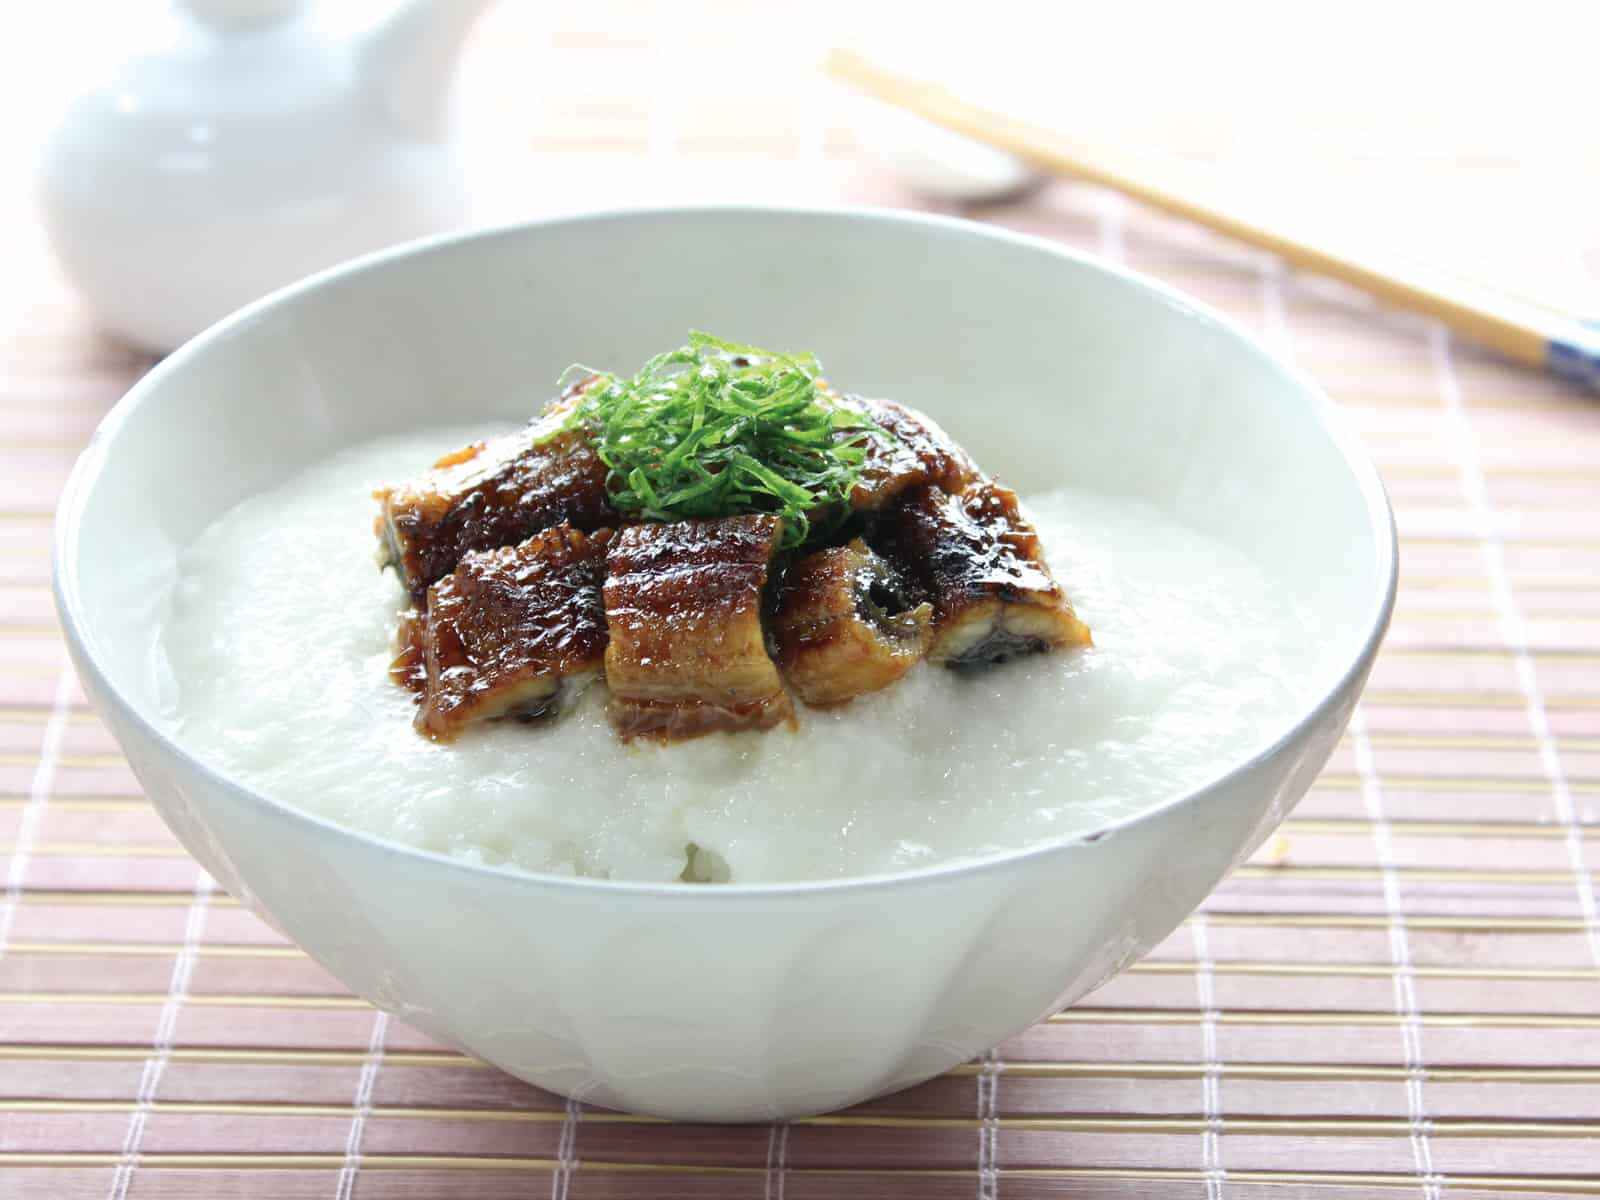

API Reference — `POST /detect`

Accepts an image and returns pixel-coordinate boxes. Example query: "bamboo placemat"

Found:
[5,6,1600,1198]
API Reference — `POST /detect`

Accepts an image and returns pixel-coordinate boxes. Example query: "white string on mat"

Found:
[550,1090,581,1200]
[763,1119,790,1200]
[335,1008,390,1200]
[1262,261,1440,1200]
[1351,708,1442,1200]
[1096,191,1128,264]
[1189,912,1226,1200]
[108,866,215,1200]
[0,667,73,960]
[1430,324,1600,968]
[1256,254,1292,354]
[976,1046,1001,1200]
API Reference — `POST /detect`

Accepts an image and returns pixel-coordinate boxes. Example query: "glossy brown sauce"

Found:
[771,539,931,706]
[844,395,978,510]
[389,609,428,695]
[376,383,1089,743]
[872,481,1091,665]
[407,523,612,740]
[375,382,616,602]
[602,514,794,739]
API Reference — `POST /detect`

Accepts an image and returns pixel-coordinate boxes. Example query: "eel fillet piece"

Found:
[772,538,932,706]
[602,514,793,740]
[398,523,612,741]
[874,482,1091,667]
[374,381,616,602]
[840,394,978,512]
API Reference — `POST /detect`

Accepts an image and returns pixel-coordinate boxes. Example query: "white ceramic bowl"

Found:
[54,207,1395,1122]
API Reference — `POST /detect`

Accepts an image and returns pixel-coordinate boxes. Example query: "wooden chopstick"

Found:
[826,48,1600,395]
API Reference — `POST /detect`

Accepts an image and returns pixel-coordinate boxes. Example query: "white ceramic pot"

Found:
[54,207,1396,1121]
[37,0,493,354]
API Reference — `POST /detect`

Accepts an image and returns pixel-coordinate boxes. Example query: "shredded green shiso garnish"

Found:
[551,332,888,548]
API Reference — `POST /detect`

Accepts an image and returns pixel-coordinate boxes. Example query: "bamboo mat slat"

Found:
[3,4,1599,1197]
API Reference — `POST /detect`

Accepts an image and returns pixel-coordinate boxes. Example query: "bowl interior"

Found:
[61,208,1389,821]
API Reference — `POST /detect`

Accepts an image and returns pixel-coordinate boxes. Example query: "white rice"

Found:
[157,428,1323,883]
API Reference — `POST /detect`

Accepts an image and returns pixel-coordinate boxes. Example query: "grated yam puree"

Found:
[158,428,1323,883]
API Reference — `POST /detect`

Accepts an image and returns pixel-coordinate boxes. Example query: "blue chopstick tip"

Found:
[1548,327,1600,395]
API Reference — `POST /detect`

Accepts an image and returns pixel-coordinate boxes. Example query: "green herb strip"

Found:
[552,332,889,548]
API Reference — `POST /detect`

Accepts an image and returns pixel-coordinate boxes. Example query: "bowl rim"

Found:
[52,203,1399,901]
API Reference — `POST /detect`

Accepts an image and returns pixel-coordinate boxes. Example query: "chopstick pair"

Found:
[826,49,1600,396]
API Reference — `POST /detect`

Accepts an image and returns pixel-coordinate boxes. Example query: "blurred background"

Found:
[4,0,1598,345]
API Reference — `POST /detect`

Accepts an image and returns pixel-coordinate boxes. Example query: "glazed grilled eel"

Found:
[374,383,615,603]
[771,538,931,706]
[378,373,1089,741]
[602,514,792,740]
[870,481,1092,667]
[394,523,611,741]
